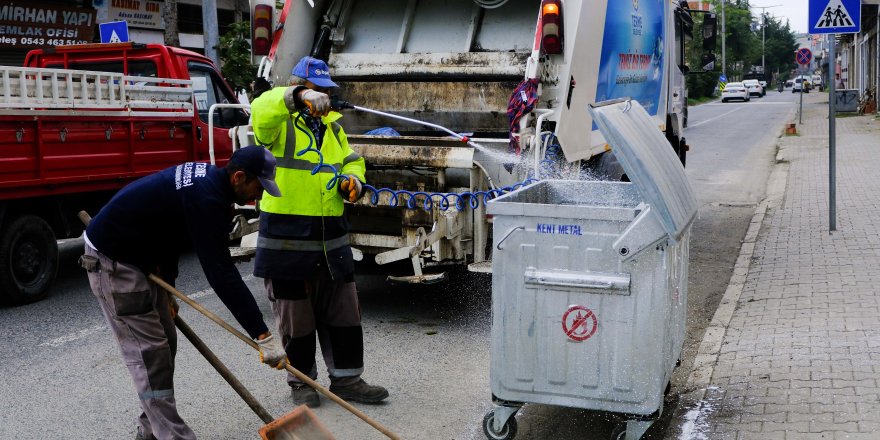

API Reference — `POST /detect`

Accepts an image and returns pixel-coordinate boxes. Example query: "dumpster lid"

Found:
[587,99,697,242]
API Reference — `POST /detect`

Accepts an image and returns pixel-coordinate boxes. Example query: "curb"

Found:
[675,123,792,437]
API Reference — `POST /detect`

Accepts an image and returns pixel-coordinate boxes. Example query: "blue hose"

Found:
[292,113,537,212]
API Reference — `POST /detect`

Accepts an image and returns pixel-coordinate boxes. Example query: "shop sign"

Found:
[109,0,162,30]
[0,3,96,49]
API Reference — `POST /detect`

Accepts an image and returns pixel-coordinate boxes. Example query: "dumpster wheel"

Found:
[482,410,517,440]
[610,424,627,440]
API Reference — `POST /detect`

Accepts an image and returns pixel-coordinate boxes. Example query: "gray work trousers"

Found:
[82,245,196,440]
[266,278,364,387]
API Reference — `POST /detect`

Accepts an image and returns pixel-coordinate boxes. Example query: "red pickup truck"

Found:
[0,42,248,305]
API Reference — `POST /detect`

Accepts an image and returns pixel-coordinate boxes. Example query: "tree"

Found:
[163,0,180,47]
[216,21,257,94]
[723,1,760,80]
[750,14,797,81]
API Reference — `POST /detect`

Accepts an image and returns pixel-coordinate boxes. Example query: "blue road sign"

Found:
[809,0,860,34]
[99,21,129,44]
[719,74,727,83]
[796,48,813,65]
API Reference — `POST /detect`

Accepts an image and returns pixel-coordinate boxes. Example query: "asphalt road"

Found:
[0,90,799,440]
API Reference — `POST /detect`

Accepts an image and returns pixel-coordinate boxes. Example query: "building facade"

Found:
[834,1,878,112]
[0,0,249,66]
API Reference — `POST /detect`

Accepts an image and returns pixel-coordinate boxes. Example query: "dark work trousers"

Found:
[82,245,196,440]
[266,272,364,387]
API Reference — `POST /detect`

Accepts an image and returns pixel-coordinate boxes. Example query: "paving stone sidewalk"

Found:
[669,94,880,440]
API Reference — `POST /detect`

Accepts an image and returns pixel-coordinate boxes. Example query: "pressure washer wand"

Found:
[331,97,488,150]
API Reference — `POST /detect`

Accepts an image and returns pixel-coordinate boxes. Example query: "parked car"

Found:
[811,74,823,91]
[722,82,751,102]
[793,77,811,93]
[785,80,793,87]
[743,79,764,97]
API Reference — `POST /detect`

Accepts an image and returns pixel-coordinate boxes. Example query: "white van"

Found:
[811,74,823,91]
[793,76,811,93]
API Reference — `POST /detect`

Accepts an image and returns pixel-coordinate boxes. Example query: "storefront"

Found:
[0,0,249,67]
[0,1,97,65]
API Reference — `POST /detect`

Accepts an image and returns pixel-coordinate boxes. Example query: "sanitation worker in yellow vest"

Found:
[250,56,388,408]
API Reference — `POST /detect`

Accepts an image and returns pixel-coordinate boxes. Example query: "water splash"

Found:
[678,387,721,440]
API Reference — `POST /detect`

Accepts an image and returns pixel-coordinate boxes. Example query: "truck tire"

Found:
[0,215,58,305]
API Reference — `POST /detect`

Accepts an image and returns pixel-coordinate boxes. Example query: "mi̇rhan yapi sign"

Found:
[0,2,96,49]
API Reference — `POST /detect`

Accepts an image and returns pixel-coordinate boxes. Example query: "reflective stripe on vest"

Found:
[257,234,350,252]
[260,116,347,217]
[274,118,345,171]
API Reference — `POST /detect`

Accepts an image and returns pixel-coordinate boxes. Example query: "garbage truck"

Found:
[245,0,717,282]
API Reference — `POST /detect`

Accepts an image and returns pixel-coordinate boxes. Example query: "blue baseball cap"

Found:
[229,146,282,197]
[292,56,338,88]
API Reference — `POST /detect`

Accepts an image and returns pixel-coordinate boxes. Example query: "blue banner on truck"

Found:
[595,0,666,118]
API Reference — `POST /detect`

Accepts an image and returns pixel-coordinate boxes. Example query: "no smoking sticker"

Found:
[562,305,598,342]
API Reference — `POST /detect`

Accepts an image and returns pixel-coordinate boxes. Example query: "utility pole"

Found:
[752,5,781,74]
[721,0,726,78]
[202,0,220,65]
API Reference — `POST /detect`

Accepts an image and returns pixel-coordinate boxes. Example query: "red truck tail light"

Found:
[252,3,273,56]
[540,0,563,55]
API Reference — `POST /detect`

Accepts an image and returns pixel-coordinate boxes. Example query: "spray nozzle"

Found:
[330,96,354,110]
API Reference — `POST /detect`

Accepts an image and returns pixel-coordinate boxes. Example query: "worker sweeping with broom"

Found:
[79,143,302,440]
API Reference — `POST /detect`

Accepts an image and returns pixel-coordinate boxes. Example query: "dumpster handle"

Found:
[496,226,525,250]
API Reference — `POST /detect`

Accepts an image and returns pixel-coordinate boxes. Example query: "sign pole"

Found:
[829,37,836,232]
[799,66,804,124]
[807,0,859,233]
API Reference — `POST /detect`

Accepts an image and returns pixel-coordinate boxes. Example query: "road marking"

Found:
[687,107,742,128]
[40,274,256,348]
[40,324,107,348]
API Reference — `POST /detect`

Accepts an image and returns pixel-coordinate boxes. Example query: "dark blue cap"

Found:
[292,56,338,88]
[229,146,281,197]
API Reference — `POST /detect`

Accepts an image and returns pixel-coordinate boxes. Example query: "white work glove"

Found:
[339,175,363,202]
[256,334,287,369]
[300,89,331,117]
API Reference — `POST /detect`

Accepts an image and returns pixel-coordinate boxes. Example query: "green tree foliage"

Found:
[686,1,796,97]
[750,14,797,81]
[216,21,256,94]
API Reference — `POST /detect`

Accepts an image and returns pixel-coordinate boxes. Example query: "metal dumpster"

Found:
[482,99,698,440]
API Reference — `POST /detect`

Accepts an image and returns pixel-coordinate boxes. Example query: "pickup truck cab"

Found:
[0,42,246,305]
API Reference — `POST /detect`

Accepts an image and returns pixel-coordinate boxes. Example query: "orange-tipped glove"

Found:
[256,334,287,369]
[339,175,363,202]
[300,89,330,117]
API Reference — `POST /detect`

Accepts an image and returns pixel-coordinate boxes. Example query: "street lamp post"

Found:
[752,5,781,75]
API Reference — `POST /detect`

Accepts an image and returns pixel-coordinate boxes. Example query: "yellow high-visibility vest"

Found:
[251,87,366,217]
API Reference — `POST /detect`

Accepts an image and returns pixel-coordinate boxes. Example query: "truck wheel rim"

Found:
[12,235,46,286]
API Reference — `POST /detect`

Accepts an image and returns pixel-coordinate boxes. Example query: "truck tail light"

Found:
[252,2,273,56]
[540,0,563,55]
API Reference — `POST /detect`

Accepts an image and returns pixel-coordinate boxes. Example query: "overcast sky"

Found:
[747,0,810,34]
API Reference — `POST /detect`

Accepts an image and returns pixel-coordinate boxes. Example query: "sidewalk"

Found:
[670,93,880,439]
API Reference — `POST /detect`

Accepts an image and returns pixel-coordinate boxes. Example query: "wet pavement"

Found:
[668,93,880,439]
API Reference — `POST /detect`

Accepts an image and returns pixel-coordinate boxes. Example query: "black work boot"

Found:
[329,379,389,404]
[291,383,320,408]
[134,429,156,440]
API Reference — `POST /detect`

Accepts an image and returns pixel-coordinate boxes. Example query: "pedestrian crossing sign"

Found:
[99,21,130,44]
[809,0,860,34]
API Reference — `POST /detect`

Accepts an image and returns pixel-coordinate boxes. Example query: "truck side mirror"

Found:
[701,53,716,72]
[702,13,717,52]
